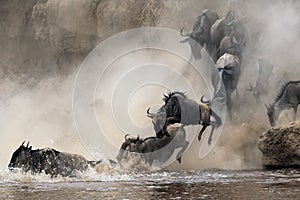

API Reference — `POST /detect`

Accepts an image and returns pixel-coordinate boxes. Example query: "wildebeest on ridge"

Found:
[266,81,300,127]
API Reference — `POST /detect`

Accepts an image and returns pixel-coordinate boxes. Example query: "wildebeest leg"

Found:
[198,125,208,141]
[165,117,180,137]
[236,88,239,98]
[210,110,222,128]
[293,106,298,121]
[166,117,180,124]
[285,112,292,122]
[208,127,215,145]
[227,93,232,120]
[142,153,152,166]
[176,141,189,163]
[254,93,261,104]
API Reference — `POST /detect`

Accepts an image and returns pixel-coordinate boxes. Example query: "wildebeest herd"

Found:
[8,9,300,177]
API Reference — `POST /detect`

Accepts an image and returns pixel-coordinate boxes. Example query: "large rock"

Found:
[258,121,300,169]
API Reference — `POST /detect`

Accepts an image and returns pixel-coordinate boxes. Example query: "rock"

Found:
[31,0,100,53]
[258,121,300,169]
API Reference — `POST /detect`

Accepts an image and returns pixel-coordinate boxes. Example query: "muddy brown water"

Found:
[1,168,299,199]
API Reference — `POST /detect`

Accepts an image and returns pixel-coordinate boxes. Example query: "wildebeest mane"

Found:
[162,91,187,103]
[272,81,300,106]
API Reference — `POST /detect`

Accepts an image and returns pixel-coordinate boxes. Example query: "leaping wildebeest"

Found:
[212,53,240,119]
[265,81,300,127]
[8,142,103,177]
[147,91,222,143]
[180,9,219,60]
[116,126,189,165]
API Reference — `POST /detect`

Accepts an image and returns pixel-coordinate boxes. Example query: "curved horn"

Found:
[21,141,26,146]
[201,95,210,104]
[26,141,30,148]
[147,107,155,118]
[180,28,191,37]
[125,134,130,141]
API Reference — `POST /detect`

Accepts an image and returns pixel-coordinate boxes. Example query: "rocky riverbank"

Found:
[258,121,300,169]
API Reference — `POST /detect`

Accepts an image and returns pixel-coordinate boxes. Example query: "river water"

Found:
[1,168,299,199]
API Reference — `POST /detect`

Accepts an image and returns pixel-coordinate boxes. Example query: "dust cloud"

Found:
[1,0,300,171]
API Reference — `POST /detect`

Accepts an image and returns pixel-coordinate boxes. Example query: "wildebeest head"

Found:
[180,27,204,60]
[147,107,167,138]
[116,134,141,161]
[265,104,277,127]
[8,141,32,170]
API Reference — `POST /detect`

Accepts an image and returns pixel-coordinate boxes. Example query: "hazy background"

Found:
[1,0,300,170]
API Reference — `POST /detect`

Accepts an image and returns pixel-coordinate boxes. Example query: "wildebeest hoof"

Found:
[208,138,212,145]
[165,132,171,137]
[198,134,202,141]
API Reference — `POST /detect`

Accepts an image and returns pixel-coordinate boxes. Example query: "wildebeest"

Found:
[212,53,240,119]
[215,35,243,62]
[210,11,247,61]
[8,142,102,177]
[116,126,189,165]
[147,91,222,142]
[210,11,237,48]
[180,9,219,60]
[265,81,300,127]
[247,58,273,103]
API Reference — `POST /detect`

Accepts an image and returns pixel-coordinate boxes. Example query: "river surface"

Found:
[0,168,299,199]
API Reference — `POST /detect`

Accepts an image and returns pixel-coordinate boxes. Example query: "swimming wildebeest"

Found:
[212,53,240,119]
[265,81,300,127]
[116,126,189,165]
[180,9,219,60]
[8,142,102,177]
[147,92,222,142]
